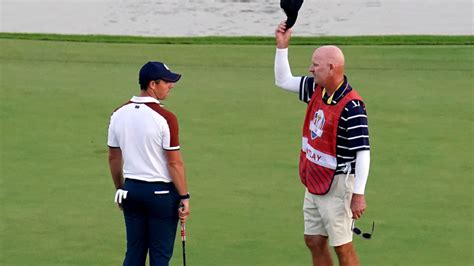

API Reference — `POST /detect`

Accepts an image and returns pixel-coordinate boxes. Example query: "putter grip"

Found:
[181,224,186,241]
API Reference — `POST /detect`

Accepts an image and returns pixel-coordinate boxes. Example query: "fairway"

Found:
[0,38,472,265]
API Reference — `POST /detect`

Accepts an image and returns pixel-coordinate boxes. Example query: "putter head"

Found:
[280,0,304,29]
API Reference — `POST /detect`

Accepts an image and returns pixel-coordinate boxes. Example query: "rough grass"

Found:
[0,32,473,45]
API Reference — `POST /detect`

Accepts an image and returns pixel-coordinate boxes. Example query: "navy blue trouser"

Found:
[122,179,180,266]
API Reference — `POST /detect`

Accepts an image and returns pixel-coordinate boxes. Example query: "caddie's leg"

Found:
[331,174,358,266]
[334,242,359,266]
[305,235,333,266]
[303,188,333,266]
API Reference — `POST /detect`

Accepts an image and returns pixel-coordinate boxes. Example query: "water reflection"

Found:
[1,0,471,36]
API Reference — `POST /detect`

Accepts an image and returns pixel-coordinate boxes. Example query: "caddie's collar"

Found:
[321,76,351,105]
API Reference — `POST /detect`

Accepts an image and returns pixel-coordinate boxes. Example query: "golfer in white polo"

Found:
[108,61,190,266]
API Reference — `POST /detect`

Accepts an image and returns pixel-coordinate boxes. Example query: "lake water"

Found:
[1,0,472,36]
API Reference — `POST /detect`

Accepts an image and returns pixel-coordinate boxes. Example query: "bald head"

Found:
[314,45,345,69]
[309,45,345,90]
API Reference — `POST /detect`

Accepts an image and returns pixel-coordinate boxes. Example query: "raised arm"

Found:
[274,22,301,93]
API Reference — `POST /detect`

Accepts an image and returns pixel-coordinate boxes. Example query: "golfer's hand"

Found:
[275,21,292,49]
[114,189,128,210]
[351,194,366,219]
[179,200,190,223]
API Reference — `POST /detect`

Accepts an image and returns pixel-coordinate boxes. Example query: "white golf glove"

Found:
[114,189,128,204]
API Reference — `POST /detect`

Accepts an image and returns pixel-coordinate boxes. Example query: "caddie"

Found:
[274,21,371,266]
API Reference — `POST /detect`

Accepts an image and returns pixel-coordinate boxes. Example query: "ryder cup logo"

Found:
[309,109,325,139]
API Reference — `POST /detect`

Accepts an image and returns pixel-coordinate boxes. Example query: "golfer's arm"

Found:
[274,48,300,93]
[108,147,124,190]
[354,150,370,194]
[166,150,188,196]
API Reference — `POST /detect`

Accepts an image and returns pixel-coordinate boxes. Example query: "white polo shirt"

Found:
[107,96,180,183]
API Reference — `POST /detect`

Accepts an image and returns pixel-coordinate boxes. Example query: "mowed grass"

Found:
[0,39,472,265]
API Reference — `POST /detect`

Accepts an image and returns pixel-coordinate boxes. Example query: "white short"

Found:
[303,174,355,246]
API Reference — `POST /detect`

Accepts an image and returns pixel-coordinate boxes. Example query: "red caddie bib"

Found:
[299,84,362,195]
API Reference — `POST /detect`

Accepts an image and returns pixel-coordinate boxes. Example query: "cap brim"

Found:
[161,72,182,82]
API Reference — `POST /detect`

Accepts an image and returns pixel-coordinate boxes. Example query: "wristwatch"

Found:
[179,193,190,200]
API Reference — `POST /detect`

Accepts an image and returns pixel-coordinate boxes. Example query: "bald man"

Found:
[274,22,371,266]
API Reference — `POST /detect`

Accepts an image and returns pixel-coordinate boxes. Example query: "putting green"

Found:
[0,37,472,265]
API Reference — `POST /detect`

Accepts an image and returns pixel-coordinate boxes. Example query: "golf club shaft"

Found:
[181,222,186,266]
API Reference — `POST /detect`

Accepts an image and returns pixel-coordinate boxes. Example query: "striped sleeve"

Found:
[299,76,316,103]
[337,100,370,152]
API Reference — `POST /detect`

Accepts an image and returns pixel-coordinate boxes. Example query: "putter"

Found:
[181,221,186,266]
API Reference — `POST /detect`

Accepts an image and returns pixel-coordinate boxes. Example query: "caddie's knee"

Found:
[334,242,355,256]
[304,234,328,252]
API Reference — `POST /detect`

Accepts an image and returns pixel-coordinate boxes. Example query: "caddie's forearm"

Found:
[354,150,370,194]
[167,161,188,196]
[274,48,300,93]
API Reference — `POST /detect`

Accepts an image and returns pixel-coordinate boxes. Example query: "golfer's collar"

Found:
[130,96,161,104]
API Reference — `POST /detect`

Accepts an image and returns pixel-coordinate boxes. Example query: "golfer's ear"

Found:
[146,81,153,90]
[148,80,159,89]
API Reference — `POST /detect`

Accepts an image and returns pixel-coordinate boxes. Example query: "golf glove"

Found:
[114,189,128,204]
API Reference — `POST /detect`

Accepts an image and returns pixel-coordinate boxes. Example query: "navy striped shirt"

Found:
[299,76,370,175]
